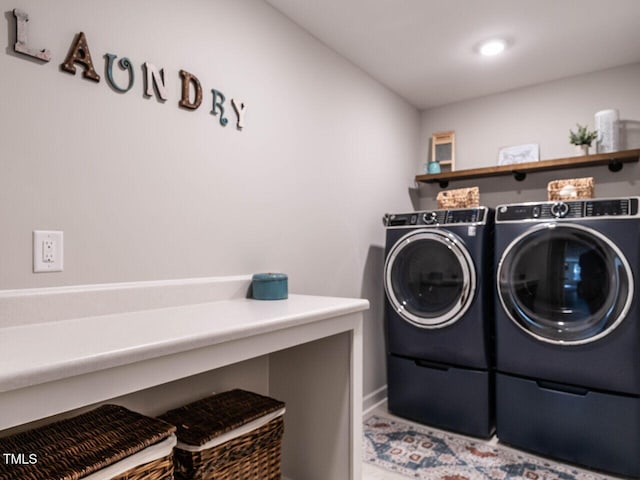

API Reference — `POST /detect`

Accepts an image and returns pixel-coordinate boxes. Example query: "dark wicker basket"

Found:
[159,389,285,480]
[0,404,176,480]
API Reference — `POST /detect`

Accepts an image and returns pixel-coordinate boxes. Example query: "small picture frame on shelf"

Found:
[497,143,539,166]
[431,131,455,171]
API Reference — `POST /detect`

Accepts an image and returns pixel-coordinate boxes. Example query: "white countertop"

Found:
[0,282,368,479]
[0,294,369,394]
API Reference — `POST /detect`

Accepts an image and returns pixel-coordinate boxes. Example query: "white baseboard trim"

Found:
[363,385,387,416]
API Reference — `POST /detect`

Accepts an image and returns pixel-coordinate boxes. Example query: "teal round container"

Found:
[427,161,441,174]
[251,273,288,300]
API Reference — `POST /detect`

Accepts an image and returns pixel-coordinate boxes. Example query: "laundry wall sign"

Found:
[12,9,248,130]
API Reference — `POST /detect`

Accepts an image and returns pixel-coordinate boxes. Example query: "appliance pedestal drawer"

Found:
[496,372,640,478]
[387,354,493,438]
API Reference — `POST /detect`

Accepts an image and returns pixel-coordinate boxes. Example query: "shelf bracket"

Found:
[512,171,527,182]
[608,160,623,172]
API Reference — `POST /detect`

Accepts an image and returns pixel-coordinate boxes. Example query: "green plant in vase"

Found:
[569,124,598,155]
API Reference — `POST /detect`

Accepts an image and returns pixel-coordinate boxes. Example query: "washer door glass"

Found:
[385,230,476,328]
[498,223,633,345]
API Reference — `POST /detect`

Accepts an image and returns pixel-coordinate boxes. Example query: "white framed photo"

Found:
[498,143,539,166]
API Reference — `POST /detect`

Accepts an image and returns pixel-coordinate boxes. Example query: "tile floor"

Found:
[361,401,621,480]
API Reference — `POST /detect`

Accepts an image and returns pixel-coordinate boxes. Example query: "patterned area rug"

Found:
[364,415,610,480]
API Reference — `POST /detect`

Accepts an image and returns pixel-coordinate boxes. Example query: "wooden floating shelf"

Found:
[416,149,640,188]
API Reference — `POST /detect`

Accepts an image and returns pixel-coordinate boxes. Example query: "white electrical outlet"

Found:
[43,239,54,263]
[33,230,64,273]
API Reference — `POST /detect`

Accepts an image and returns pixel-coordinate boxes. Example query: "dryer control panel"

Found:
[384,207,488,227]
[496,197,639,222]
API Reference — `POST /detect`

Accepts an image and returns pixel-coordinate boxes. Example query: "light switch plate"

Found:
[33,230,64,273]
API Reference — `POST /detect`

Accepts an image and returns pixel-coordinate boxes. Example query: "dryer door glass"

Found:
[385,230,476,328]
[498,223,633,344]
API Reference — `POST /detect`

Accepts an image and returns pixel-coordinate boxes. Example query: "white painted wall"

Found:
[419,63,640,208]
[0,1,420,399]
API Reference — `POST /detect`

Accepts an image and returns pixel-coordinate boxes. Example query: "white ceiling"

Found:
[264,0,640,110]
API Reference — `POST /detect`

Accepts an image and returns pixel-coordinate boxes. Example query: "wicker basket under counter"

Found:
[159,389,285,480]
[0,404,176,480]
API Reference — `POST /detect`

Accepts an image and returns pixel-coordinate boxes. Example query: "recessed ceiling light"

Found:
[479,39,506,56]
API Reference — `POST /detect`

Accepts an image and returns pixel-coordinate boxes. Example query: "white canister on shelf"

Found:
[594,109,620,153]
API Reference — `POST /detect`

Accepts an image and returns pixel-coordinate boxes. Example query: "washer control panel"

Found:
[496,198,639,222]
[384,207,488,227]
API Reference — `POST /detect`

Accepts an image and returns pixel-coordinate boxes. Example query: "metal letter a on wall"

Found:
[61,32,100,82]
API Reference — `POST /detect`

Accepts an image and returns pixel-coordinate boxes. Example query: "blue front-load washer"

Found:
[494,197,640,477]
[383,207,494,438]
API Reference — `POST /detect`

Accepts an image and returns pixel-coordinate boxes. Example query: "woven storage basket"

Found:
[437,187,480,209]
[0,404,176,480]
[159,389,285,480]
[548,177,594,201]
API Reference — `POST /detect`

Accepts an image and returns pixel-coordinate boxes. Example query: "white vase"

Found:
[576,145,589,156]
[594,109,620,153]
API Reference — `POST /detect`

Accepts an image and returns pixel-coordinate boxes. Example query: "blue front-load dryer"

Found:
[383,207,494,438]
[493,197,640,477]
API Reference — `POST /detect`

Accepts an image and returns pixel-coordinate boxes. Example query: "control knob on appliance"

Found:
[532,206,541,218]
[550,201,569,218]
[423,211,438,225]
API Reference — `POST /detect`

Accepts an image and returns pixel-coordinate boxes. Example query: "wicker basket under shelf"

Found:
[159,389,285,480]
[0,404,176,480]
[548,177,594,201]
[436,187,480,209]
